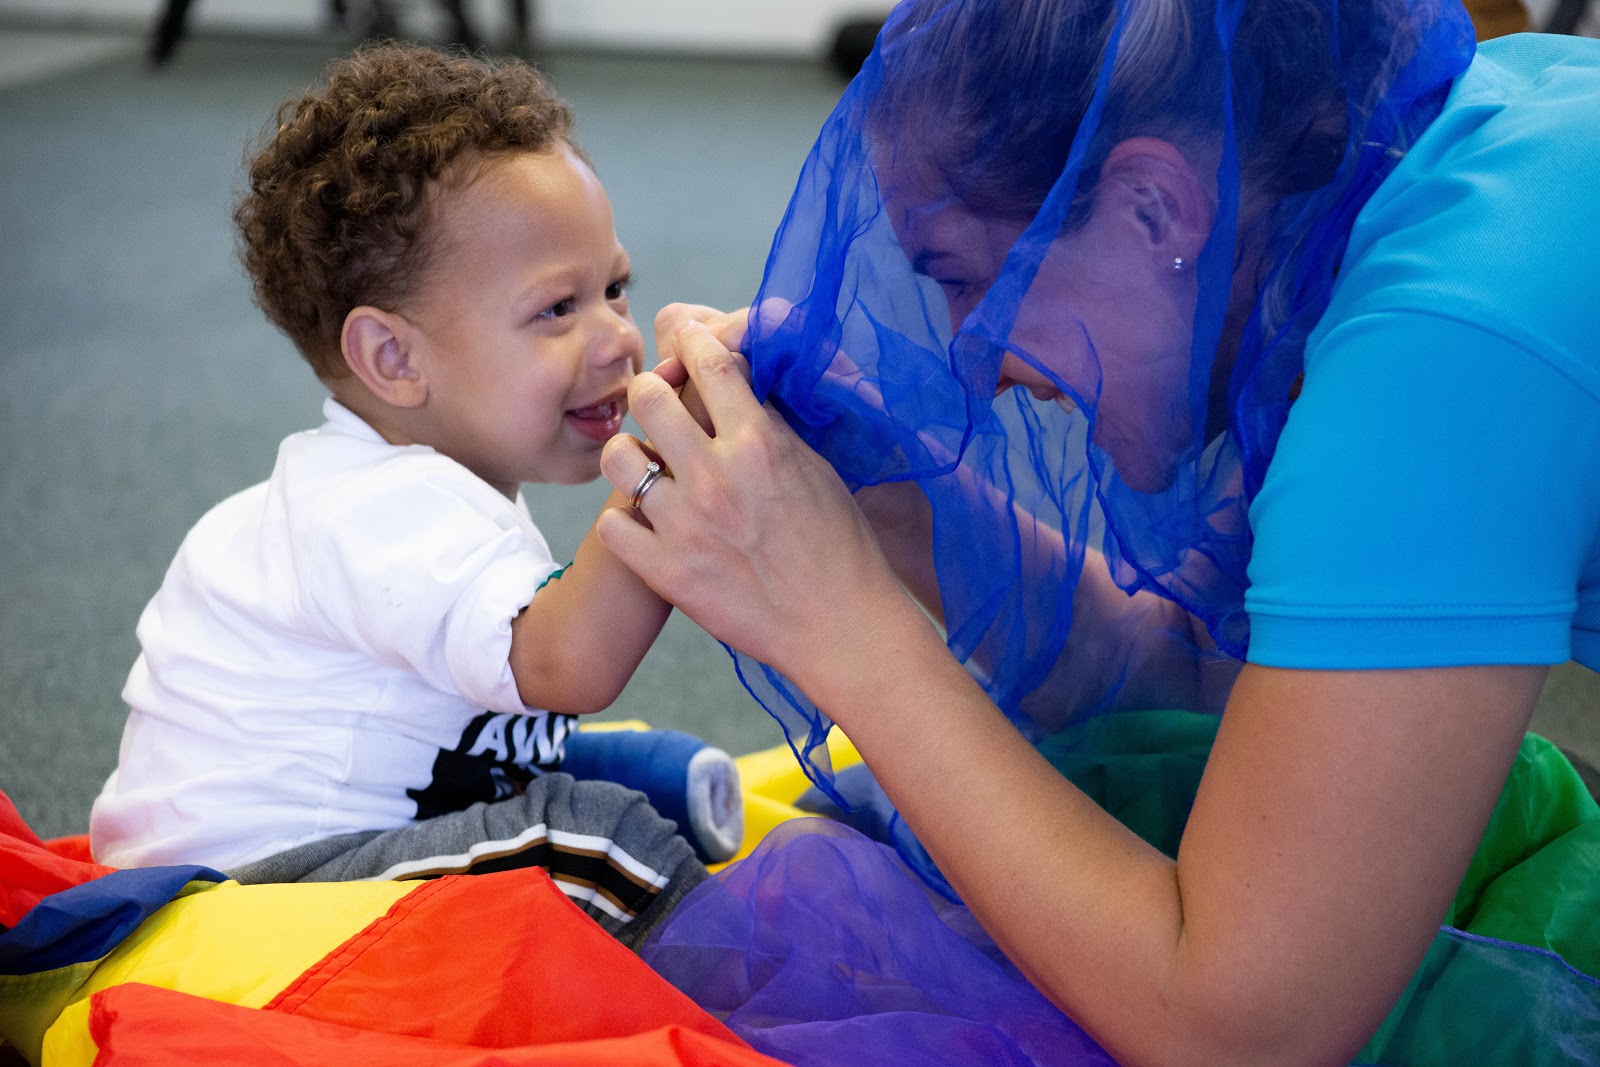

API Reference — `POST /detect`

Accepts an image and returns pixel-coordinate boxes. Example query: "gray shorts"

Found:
[225,773,707,950]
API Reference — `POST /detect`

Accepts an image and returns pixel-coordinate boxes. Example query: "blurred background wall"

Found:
[0,0,896,55]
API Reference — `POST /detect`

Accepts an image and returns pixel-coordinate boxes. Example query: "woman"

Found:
[598,1,1600,1063]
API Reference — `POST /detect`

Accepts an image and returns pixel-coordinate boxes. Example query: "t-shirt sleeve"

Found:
[300,456,562,712]
[1245,310,1600,669]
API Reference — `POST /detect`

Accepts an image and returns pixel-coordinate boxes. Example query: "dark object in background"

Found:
[149,0,537,66]
[149,0,198,64]
[430,0,535,54]
[1463,0,1528,37]
[827,16,886,81]
[1544,0,1594,34]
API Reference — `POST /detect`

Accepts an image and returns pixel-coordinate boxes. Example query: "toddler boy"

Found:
[90,43,729,947]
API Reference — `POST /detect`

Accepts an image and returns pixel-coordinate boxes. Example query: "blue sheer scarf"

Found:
[731,0,1474,855]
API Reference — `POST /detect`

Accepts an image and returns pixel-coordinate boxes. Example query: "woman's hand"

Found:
[651,303,751,432]
[596,320,933,692]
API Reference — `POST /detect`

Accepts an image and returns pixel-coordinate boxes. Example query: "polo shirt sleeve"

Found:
[300,456,562,713]
[1244,309,1600,669]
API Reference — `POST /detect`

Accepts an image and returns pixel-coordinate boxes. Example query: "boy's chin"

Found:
[540,458,606,488]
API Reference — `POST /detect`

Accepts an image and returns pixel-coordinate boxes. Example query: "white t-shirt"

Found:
[91,399,569,870]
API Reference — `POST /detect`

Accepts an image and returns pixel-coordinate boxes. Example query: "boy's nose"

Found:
[590,308,645,369]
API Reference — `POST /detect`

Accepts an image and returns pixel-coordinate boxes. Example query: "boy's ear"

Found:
[341,306,428,408]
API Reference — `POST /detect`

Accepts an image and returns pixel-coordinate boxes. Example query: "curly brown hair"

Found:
[235,43,580,379]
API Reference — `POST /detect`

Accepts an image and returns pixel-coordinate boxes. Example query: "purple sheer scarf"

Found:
[644,819,1120,1066]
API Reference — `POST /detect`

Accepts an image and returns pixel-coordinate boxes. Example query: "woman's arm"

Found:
[824,636,1540,1066]
[656,300,1213,720]
[596,322,1545,1067]
[856,469,1218,724]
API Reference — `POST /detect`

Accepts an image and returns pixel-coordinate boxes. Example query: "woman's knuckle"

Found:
[698,476,731,512]
[695,344,739,378]
[736,426,779,473]
[628,374,671,415]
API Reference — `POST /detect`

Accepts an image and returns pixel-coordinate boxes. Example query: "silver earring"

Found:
[1172,257,1185,271]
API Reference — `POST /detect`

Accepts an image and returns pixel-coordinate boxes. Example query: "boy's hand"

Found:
[652,304,751,435]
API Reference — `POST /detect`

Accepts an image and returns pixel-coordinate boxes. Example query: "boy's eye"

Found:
[606,276,632,301]
[538,298,576,320]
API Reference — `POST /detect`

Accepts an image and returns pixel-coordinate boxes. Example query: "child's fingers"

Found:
[655,303,751,364]
[652,356,687,389]
[749,296,794,335]
[654,303,724,363]
[655,302,722,332]
[709,307,751,351]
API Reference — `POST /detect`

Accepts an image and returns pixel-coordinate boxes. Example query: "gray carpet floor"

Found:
[2,30,1595,842]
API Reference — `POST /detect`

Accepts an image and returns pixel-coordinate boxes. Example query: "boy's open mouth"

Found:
[564,397,626,443]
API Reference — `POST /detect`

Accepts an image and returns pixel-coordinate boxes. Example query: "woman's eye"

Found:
[538,298,576,320]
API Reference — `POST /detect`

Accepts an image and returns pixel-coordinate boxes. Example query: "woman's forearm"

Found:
[799,605,1210,1064]
[858,464,1209,723]
[799,600,1539,1067]
[853,480,946,618]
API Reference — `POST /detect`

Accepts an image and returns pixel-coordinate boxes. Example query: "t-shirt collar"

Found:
[320,397,389,444]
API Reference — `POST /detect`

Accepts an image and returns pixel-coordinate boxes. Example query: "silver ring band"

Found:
[629,460,665,510]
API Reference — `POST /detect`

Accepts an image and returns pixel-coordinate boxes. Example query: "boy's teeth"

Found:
[568,401,617,418]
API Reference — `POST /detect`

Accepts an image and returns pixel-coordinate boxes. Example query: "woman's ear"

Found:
[341,306,428,408]
[1095,137,1213,270]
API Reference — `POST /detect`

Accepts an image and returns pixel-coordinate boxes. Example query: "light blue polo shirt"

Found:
[1245,34,1600,672]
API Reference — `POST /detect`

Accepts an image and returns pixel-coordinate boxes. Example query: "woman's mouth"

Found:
[564,397,626,442]
[995,376,1063,403]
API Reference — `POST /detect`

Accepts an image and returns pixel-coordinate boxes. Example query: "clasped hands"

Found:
[594,303,919,691]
